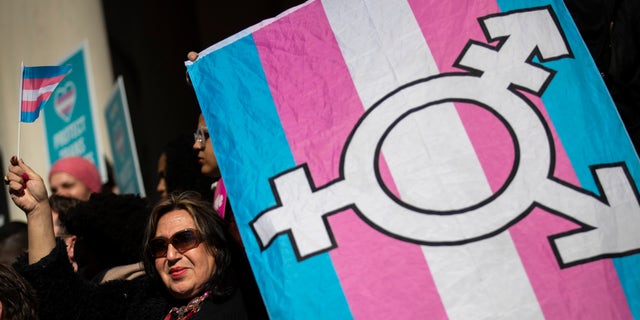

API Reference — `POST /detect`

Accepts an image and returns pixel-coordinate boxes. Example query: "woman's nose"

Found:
[165,243,183,261]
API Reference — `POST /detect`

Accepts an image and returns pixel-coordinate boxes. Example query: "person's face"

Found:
[154,209,216,299]
[156,153,168,199]
[193,114,220,178]
[49,172,92,201]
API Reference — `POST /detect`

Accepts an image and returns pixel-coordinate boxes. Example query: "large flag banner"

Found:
[187,0,640,319]
[20,65,72,123]
[42,42,107,183]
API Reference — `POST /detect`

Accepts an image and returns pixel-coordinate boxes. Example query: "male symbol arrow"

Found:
[540,164,640,267]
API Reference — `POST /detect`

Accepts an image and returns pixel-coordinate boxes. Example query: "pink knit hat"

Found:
[49,156,102,193]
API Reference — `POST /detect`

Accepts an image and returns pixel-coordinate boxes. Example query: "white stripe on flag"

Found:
[322,0,544,318]
[22,83,58,102]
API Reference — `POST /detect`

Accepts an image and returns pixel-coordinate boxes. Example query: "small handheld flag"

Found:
[20,65,72,123]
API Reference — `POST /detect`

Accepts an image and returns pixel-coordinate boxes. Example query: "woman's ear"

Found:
[64,235,78,272]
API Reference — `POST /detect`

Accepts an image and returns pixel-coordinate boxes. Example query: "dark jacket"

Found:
[14,239,248,320]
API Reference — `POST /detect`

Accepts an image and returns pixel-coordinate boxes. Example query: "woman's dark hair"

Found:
[0,264,38,320]
[64,193,151,280]
[48,194,81,235]
[142,191,233,298]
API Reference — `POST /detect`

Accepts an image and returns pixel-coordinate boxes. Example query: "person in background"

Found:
[48,156,101,202]
[63,192,150,283]
[0,263,37,320]
[192,113,221,181]
[49,195,79,238]
[191,114,229,217]
[5,156,250,319]
[157,133,215,201]
[0,221,28,266]
[48,195,81,271]
[50,191,147,284]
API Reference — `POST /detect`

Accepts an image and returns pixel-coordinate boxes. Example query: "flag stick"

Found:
[17,62,24,159]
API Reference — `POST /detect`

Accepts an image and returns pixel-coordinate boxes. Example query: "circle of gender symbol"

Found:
[344,74,551,245]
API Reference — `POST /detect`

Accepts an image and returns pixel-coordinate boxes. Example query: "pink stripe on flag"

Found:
[413,0,631,318]
[21,100,43,114]
[329,211,443,319]
[254,1,359,186]
[22,74,68,90]
[409,0,498,74]
[253,1,445,318]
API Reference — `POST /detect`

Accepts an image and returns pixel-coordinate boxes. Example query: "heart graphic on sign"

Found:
[54,81,76,122]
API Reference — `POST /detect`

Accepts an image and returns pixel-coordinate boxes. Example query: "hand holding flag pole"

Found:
[17,63,72,158]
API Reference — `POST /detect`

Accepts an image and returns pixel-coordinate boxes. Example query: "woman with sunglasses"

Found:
[5,156,251,319]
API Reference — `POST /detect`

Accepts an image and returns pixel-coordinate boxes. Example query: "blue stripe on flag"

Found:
[20,105,44,123]
[498,0,640,316]
[188,35,352,319]
[23,65,72,79]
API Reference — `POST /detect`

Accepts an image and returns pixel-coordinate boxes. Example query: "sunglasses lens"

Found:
[149,239,168,258]
[172,230,200,252]
[149,229,202,258]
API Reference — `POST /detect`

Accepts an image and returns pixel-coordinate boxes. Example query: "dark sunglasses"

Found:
[148,228,203,258]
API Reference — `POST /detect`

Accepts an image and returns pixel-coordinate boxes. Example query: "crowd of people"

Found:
[1,49,267,317]
[1,120,266,319]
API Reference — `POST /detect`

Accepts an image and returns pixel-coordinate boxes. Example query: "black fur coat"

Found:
[13,239,249,320]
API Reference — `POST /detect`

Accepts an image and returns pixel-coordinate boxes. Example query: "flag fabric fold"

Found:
[20,65,72,123]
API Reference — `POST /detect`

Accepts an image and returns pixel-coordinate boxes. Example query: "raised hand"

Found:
[187,51,198,62]
[5,156,55,264]
[5,156,48,215]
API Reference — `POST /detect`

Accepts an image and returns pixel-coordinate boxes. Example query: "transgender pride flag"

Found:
[187,0,640,319]
[20,65,72,123]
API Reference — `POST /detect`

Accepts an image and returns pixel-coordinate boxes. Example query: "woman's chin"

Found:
[167,282,198,300]
[170,288,195,300]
